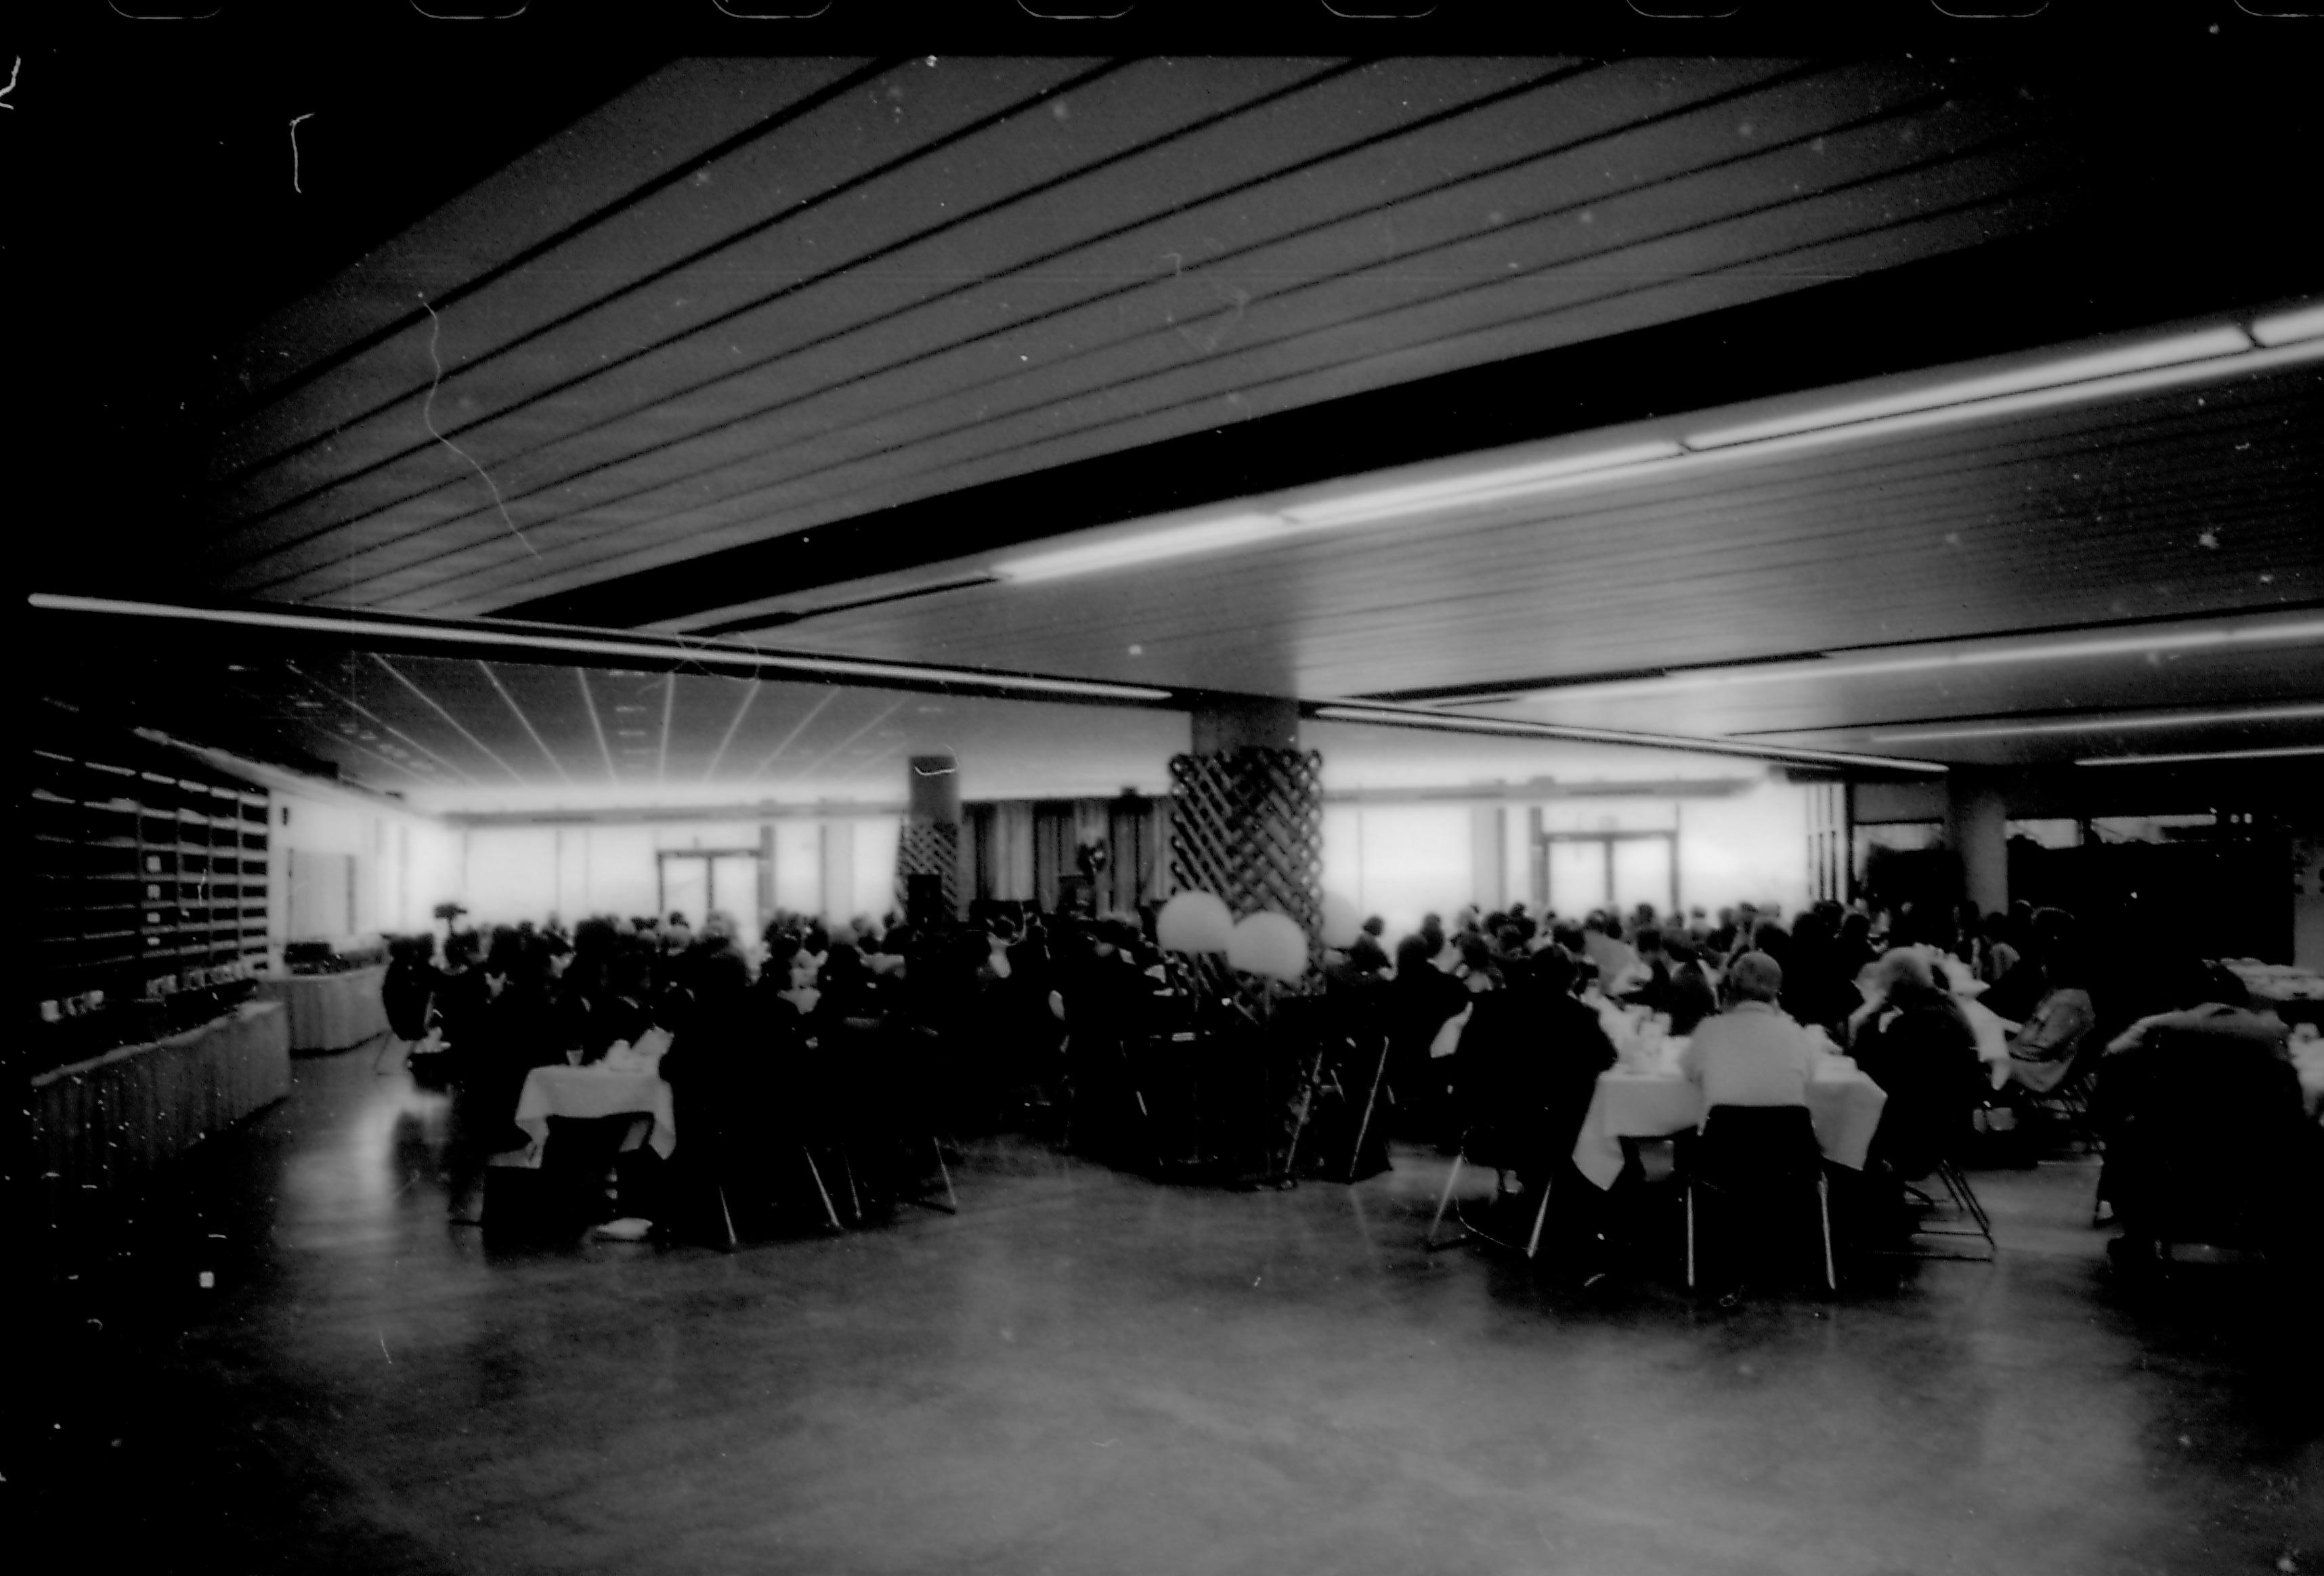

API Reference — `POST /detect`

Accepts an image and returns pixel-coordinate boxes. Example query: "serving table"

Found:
[30,1000,291,1200]
[259,963,390,1053]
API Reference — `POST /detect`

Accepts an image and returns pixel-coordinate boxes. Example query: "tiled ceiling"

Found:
[41,646,1195,807]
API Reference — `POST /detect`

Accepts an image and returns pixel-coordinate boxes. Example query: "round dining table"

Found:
[1570,1053,1890,1189]
[512,1055,678,1160]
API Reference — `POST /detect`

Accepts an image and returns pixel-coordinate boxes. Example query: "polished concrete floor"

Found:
[20,1045,2322,1576]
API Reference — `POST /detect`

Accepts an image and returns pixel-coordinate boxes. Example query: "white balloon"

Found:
[1228,911,1310,982]
[1320,892,1362,950]
[1156,890,1234,954]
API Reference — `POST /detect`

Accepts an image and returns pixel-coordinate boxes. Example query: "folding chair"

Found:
[1895,1156,1997,1258]
[2018,1035,2101,1155]
[1683,1106,1837,1294]
[1423,994,1553,1258]
[1338,1027,1394,1184]
[1424,1126,1554,1259]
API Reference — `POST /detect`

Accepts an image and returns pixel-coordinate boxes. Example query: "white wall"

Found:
[270,786,460,948]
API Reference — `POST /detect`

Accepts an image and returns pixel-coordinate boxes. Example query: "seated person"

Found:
[2103,959,2289,1058]
[1854,949,1983,1185]
[1658,934,1721,1036]
[2000,955,2097,1096]
[1580,914,1639,992]
[1679,952,1815,1110]
[2094,958,2308,1258]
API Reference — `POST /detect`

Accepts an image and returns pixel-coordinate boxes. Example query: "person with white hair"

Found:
[1679,952,1817,1110]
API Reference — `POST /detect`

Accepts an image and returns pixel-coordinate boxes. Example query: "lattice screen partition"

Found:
[1167,747,1325,967]
[895,820,962,920]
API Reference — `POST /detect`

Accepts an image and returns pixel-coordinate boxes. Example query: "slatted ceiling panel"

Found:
[374,167,2069,619]
[200,58,1104,512]
[622,364,2306,651]
[359,82,2053,615]
[200,56,1654,599]
[197,57,1311,573]
[1472,644,2324,740]
[743,370,2323,698]
[206,59,876,428]
[777,403,2308,682]
[192,57,2065,615]
[639,181,2073,645]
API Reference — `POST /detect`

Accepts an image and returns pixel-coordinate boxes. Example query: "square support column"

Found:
[896,752,964,921]
[1169,699,1323,961]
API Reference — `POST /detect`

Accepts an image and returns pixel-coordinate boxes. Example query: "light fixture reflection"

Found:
[1870,703,2324,744]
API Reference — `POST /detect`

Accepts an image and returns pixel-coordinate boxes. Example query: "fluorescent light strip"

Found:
[1278,440,1687,528]
[1525,617,2324,702]
[1313,704,1949,774]
[2077,744,2324,766]
[991,318,2324,585]
[26,594,1174,703]
[996,445,1693,581]
[1683,326,2253,448]
[2252,301,2324,348]
[995,512,1287,584]
[1871,703,2324,743]
[1678,336,2324,466]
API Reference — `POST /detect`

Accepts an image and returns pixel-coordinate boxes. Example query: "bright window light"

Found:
[1313,704,1948,774]
[1278,440,1687,527]
[993,512,1287,584]
[2252,301,2324,347]
[1683,327,2254,449]
[1870,703,2324,744]
[2076,744,2324,766]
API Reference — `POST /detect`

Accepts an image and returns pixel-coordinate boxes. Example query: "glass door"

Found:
[708,852,762,944]
[658,854,710,928]
[1543,838,1609,915]
[1611,835,1677,917]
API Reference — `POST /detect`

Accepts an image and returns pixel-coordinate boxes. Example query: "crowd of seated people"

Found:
[371,886,2310,1269]
[378,903,1217,1226]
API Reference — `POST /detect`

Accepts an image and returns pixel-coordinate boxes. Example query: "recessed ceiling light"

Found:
[2077,744,2324,766]
[2251,301,2324,347]
[1518,616,2324,703]
[1870,702,2324,743]
[1314,703,1948,773]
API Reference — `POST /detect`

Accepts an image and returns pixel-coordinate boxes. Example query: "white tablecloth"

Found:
[513,1061,677,1159]
[1572,1059,1890,1189]
[2293,1043,2324,1120]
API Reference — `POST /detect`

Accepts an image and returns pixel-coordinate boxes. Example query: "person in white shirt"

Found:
[1678,952,1815,1108]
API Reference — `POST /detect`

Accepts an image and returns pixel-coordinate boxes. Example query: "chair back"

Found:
[1696,1103,1823,1188]
[2106,1028,2312,1249]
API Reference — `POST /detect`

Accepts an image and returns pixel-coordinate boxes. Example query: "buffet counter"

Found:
[259,964,390,1053]
[29,1000,291,1200]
